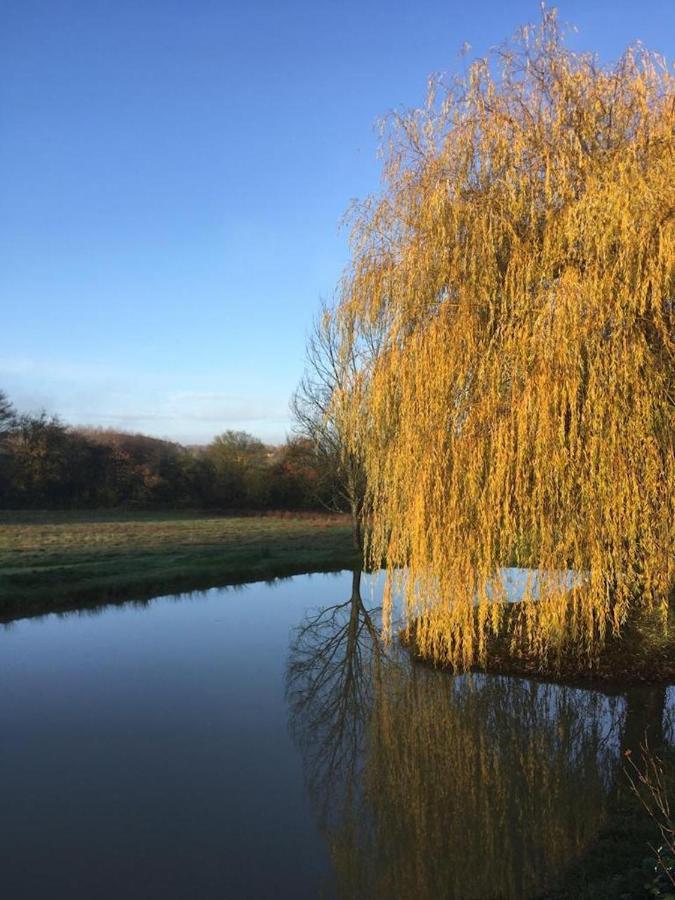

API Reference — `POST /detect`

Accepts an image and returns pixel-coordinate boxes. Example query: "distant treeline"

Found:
[0,391,335,510]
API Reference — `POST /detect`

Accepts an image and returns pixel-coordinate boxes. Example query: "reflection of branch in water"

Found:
[287,571,671,900]
[286,569,385,826]
[333,670,631,900]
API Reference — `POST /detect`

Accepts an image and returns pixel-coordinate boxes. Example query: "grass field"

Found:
[0,510,358,620]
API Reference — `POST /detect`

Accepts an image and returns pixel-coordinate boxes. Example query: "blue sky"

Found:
[2,1,673,444]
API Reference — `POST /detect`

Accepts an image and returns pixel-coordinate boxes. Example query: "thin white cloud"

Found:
[0,358,292,443]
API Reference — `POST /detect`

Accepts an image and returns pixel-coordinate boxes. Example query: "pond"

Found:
[0,570,672,899]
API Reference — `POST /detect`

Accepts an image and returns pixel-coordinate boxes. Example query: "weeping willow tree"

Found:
[338,9,674,669]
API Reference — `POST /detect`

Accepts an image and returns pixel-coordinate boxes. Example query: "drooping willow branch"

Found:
[337,9,674,668]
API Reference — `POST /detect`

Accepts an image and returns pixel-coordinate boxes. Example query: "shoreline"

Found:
[402,610,675,689]
[0,509,359,623]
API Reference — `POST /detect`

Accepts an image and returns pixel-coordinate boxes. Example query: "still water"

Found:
[0,571,672,899]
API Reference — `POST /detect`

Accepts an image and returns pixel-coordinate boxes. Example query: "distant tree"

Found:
[8,413,77,506]
[79,428,190,507]
[180,451,218,508]
[206,430,268,507]
[208,430,266,466]
[0,391,18,502]
[267,437,333,510]
[0,391,16,437]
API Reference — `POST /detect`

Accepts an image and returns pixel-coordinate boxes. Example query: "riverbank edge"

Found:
[0,556,363,625]
[401,608,675,689]
[0,510,360,623]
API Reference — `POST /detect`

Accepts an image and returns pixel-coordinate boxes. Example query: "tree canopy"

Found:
[292,301,381,550]
[0,392,16,437]
[0,394,333,512]
[338,10,674,668]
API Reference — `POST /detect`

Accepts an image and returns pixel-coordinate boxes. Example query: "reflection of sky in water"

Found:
[0,570,671,900]
[666,686,675,744]
[363,566,583,614]
[494,566,583,600]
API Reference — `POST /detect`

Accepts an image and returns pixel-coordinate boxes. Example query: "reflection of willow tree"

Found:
[286,570,385,828]
[341,672,631,900]
[287,575,670,899]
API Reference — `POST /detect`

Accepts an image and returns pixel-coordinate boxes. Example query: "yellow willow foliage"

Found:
[338,11,675,668]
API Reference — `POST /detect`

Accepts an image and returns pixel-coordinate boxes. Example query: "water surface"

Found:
[0,571,671,899]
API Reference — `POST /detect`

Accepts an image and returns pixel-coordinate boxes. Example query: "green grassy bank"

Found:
[0,510,358,620]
